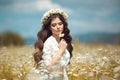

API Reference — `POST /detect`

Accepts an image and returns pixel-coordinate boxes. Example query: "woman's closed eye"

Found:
[58,22,63,26]
[51,22,63,27]
[51,23,57,27]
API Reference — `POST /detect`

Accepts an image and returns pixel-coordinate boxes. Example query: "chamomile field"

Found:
[0,42,120,80]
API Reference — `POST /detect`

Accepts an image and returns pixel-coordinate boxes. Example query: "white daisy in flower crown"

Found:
[41,9,68,24]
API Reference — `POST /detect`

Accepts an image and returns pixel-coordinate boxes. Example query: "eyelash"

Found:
[51,22,63,27]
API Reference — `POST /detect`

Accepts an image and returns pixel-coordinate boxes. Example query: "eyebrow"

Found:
[51,21,62,24]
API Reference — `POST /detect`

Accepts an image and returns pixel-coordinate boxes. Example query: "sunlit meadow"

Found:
[0,41,120,80]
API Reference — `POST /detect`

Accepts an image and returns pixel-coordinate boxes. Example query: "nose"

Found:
[56,24,60,29]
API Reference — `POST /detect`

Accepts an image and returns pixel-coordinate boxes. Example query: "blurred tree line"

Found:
[0,31,25,46]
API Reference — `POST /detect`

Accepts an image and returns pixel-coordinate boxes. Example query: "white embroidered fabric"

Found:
[25,36,70,80]
[42,36,70,80]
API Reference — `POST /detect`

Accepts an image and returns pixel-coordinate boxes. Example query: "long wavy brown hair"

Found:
[34,13,73,67]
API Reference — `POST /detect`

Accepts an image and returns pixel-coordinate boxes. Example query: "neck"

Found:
[52,34,60,43]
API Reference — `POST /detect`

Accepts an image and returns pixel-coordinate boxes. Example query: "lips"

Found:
[57,30,61,32]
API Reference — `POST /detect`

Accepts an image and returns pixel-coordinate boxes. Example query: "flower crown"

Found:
[41,9,68,24]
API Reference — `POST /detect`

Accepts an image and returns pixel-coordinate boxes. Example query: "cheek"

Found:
[50,27,56,32]
[61,26,64,31]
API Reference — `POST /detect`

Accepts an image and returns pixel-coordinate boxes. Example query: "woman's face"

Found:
[50,17,64,37]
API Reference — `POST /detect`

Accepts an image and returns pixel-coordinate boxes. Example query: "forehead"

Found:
[51,17,62,23]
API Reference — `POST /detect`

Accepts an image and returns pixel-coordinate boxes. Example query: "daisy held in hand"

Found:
[33,8,73,80]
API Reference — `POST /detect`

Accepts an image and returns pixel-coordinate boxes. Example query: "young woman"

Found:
[33,9,73,80]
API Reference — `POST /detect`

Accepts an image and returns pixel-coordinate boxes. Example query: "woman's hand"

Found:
[59,39,67,53]
[47,39,67,70]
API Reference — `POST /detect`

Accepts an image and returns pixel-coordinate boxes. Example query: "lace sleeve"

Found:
[42,42,53,66]
[42,36,59,67]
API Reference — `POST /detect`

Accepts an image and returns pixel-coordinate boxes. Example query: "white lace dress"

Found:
[26,36,70,80]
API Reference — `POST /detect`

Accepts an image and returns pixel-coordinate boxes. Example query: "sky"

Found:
[0,0,120,38]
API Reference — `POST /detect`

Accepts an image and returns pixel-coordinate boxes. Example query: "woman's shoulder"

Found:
[45,36,55,43]
[44,35,57,46]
